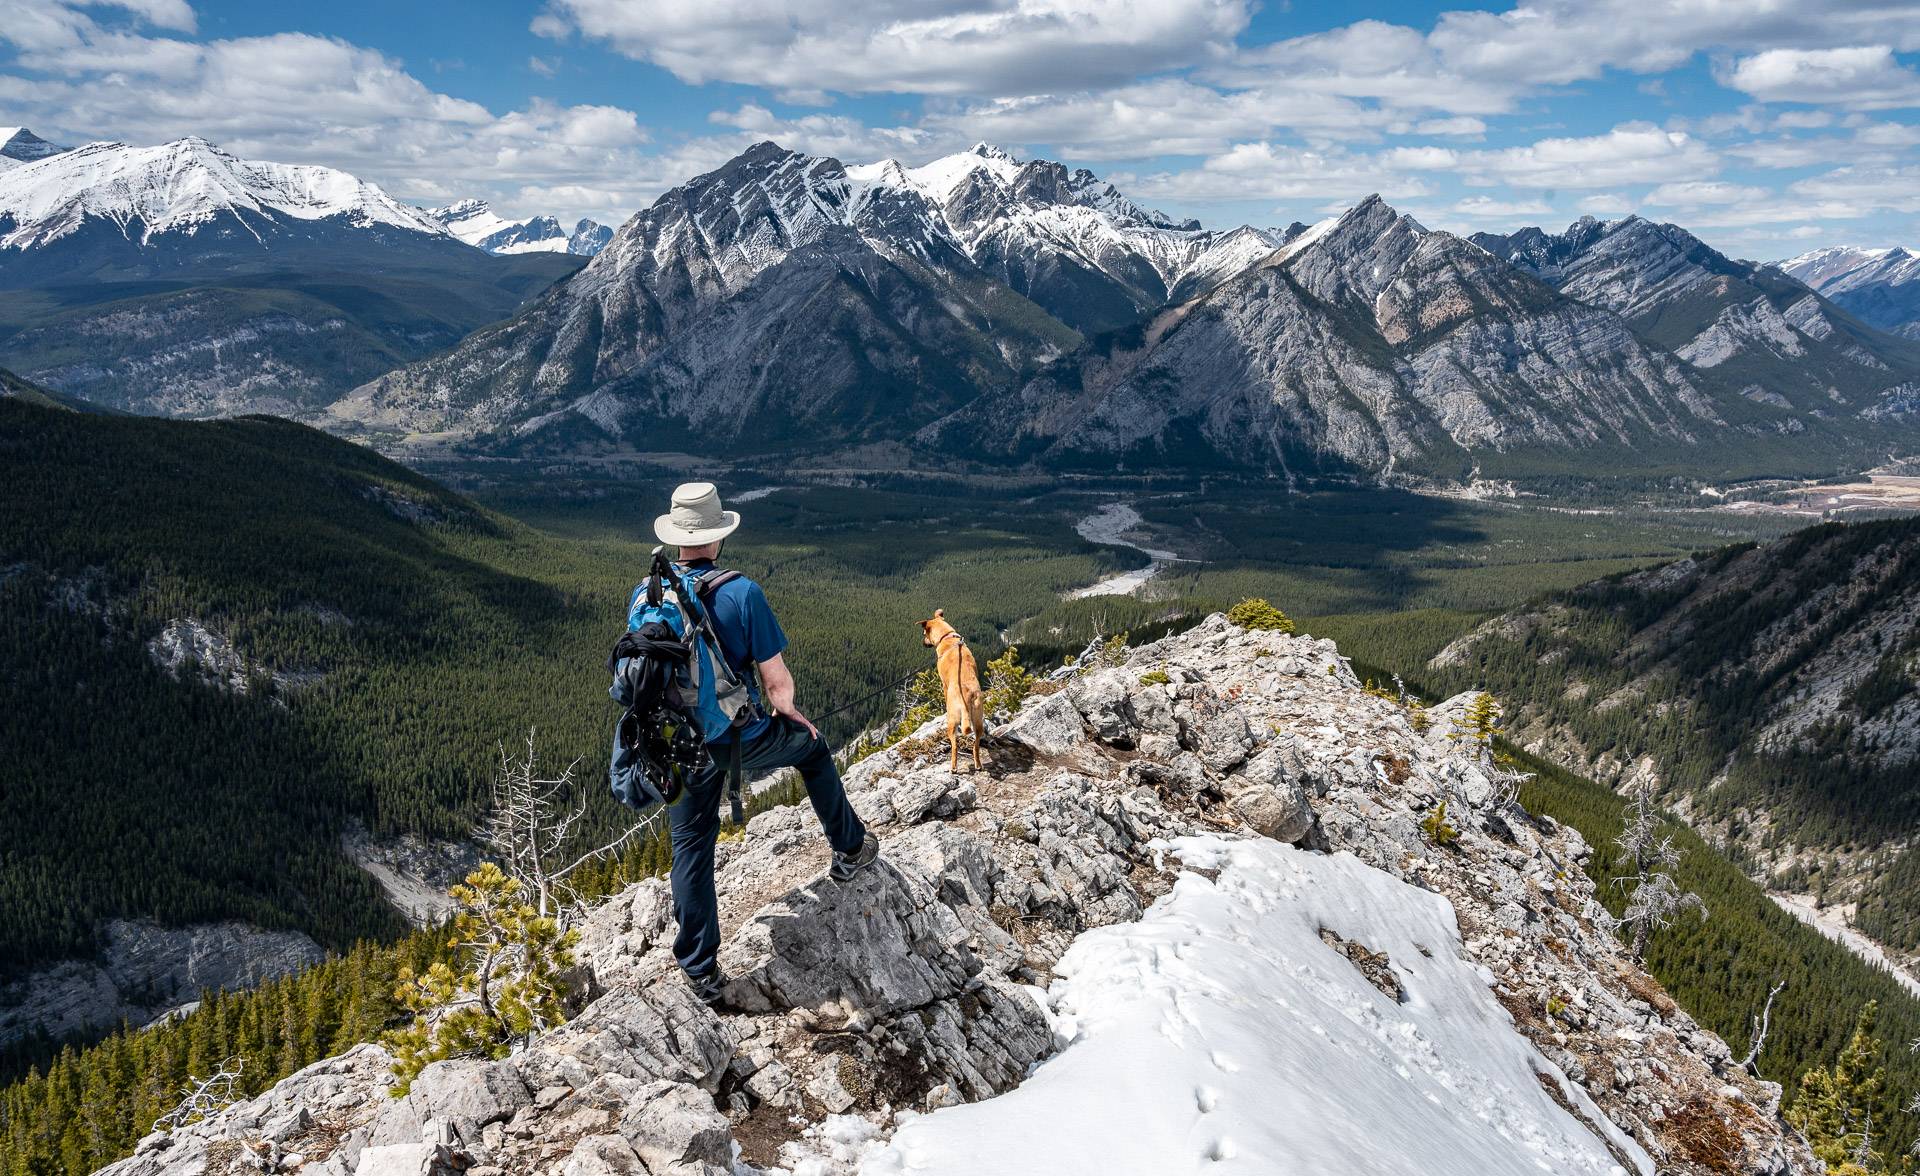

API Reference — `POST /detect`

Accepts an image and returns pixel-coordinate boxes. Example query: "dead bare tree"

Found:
[1737,979,1786,1073]
[152,1057,244,1132]
[480,730,662,920]
[1610,782,1708,961]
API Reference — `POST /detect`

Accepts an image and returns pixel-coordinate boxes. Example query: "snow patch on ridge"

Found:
[865,836,1648,1176]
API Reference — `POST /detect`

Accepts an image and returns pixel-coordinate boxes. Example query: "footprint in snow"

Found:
[1194,1085,1220,1114]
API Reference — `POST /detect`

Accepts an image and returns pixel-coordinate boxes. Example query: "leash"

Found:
[813,668,923,724]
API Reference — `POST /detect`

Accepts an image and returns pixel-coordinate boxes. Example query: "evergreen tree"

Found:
[1789,1003,1892,1171]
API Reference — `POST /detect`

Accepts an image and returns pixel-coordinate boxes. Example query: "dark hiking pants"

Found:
[668,717,867,978]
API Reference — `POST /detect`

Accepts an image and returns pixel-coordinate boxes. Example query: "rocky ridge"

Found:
[102,615,1814,1176]
[1779,245,1920,342]
[930,197,1727,478]
[1476,217,1920,423]
[0,920,324,1052]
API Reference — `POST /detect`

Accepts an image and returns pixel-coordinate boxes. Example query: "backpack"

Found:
[607,549,762,819]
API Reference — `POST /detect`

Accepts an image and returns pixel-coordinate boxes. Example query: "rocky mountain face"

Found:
[426,199,611,257]
[846,143,1286,334]
[329,143,1290,452]
[1476,218,1920,423]
[343,138,1920,478]
[1779,245,1920,342]
[0,136,584,416]
[0,919,323,1052]
[931,198,1728,479]
[0,127,65,168]
[331,142,1090,449]
[1429,516,1920,977]
[103,614,1813,1176]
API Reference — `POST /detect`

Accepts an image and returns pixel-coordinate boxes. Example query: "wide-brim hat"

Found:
[654,481,741,547]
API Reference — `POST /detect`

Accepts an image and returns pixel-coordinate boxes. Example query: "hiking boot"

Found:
[685,968,728,1009]
[830,834,881,883]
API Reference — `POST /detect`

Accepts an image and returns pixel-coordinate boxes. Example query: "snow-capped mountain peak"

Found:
[0,127,65,168]
[1778,242,1920,340]
[425,197,609,256]
[0,136,446,251]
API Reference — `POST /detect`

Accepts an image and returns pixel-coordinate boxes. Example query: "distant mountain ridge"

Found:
[0,134,584,416]
[1474,217,1920,422]
[334,140,1920,479]
[333,140,1279,449]
[426,197,611,257]
[0,128,64,168]
[1778,244,1920,342]
[0,135,454,280]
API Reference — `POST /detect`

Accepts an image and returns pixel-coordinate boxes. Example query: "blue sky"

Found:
[6,0,1920,257]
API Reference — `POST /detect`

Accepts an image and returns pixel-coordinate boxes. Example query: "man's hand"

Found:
[757,653,819,739]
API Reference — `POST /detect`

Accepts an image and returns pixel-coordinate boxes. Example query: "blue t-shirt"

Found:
[678,560,785,743]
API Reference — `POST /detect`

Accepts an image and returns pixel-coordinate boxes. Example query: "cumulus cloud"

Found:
[1721,46,1920,109]
[535,0,1252,97]
[1389,124,1720,189]
[1117,140,1430,205]
[1644,180,1772,206]
[0,13,667,226]
[1450,194,1555,217]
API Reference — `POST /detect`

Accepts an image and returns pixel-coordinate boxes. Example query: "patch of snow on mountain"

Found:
[0,137,445,249]
[427,197,518,246]
[868,836,1647,1176]
[894,143,1024,202]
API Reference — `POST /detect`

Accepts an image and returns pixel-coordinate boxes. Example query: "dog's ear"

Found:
[934,608,945,619]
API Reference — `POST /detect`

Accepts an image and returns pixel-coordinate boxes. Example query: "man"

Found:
[639,482,879,1007]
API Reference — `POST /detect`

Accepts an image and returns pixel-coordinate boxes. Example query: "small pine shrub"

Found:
[847,669,945,765]
[1139,668,1171,686]
[1095,632,1131,668]
[1226,598,1296,633]
[385,864,579,1095]
[1421,801,1460,848]
[984,646,1036,716]
[1545,993,1569,1019]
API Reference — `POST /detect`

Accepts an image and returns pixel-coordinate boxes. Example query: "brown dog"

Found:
[920,609,985,773]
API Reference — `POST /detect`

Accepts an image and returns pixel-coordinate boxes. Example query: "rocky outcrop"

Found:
[101,615,1815,1176]
[0,919,324,1051]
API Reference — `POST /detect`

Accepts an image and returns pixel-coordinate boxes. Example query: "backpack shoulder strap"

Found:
[692,568,743,599]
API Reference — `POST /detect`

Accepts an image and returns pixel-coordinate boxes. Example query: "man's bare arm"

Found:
[757,652,818,739]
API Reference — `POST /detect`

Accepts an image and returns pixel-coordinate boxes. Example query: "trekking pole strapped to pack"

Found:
[607,548,762,821]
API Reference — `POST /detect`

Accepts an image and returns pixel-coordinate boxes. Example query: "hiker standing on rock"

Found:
[619,482,880,1008]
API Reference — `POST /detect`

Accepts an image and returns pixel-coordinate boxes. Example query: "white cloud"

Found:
[1722,46,1920,109]
[1789,165,1920,213]
[535,0,1252,97]
[0,17,668,226]
[1390,124,1719,189]
[1412,117,1486,137]
[1644,180,1771,206]
[919,80,1389,160]
[710,104,940,161]
[1118,140,1430,205]
[1578,193,1635,214]
[1450,194,1555,216]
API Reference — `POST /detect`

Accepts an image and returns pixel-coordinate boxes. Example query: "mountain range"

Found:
[337,141,1920,480]
[0,132,583,416]
[426,197,611,256]
[1779,244,1920,343]
[3,130,1918,481]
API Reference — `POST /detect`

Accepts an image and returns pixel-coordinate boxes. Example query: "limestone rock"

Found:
[720,861,979,1014]
[1000,692,1085,756]
[618,1081,732,1176]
